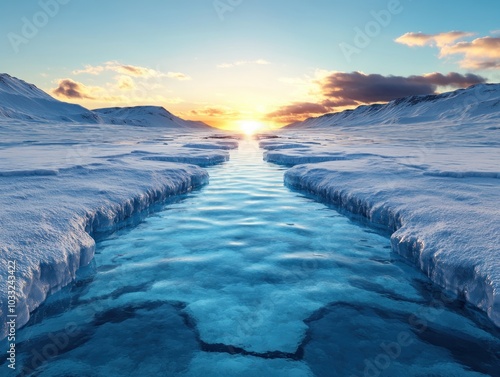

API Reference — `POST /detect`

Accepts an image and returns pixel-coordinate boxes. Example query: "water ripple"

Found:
[5,139,499,377]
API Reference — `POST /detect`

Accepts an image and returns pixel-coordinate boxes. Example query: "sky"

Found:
[1,0,499,130]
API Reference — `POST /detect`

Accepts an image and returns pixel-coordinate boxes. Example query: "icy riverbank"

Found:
[263,120,500,327]
[0,120,237,339]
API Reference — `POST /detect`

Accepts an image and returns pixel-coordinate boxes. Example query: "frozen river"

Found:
[2,138,499,376]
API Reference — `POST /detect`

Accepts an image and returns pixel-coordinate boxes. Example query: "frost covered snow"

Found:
[264,83,500,327]
[0,74,237,338]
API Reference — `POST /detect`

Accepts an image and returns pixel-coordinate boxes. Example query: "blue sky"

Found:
[1,0,499,129]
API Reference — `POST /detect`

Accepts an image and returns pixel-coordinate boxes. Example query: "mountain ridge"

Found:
[93,105,208,129]
[285,83,500,129]
[0,73,212,129]
[0,73,102,123]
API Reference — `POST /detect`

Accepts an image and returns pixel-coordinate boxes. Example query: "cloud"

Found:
[190,106,239,117]
[72,61,191,80]
[165,72,191,80]
[52,79,96,99]
[265,102,334,125]
[320,98,359,108]
[72,65,106,75]
[117,75,135,91]
[217,59,271,68]
[440,37,500,69]
[266,71,486,124]
[51,78,181,106]
[395,31,474,48]
[112,63,158,77]
[396,31,500,70]
[267,102,330,118]
[319,71,486,103]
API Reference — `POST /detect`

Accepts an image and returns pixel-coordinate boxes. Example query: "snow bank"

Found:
[266,130,500,328]
[0,120,237,339]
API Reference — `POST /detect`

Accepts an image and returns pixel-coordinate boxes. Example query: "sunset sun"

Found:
[238,120,265,135]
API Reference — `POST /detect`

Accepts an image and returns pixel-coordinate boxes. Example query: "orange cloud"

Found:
[190,106,239,117]
[266,100,356,124]
[186,105,241,129]
[440,37,500,69]
[73,61,191,80]
[267,102,330,117]
[112,63,158,77]
[117,75,135,91]
[51,78,180,107]
[395,31,474,48]
[165,72,191,80]
[72,65,105,75]
[396,31,500,70]
[52,79,97,99]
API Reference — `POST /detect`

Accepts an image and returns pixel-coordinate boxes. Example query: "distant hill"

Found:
[0,73,213,129]
[285,84,500,129]
[94,106,210,129]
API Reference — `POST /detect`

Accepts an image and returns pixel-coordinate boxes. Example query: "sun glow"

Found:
[238,120,265,135]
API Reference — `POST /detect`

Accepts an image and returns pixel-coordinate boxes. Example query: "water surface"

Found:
[2,139,499,376]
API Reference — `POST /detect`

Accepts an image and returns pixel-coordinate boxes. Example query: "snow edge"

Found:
[284,167,500,329]
[0,167,210,340]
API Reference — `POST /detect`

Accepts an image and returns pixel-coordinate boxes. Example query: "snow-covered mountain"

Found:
[0,73,102,123]
[94,106,209,129]
[0,73,212,129]
[286,84,500,129]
